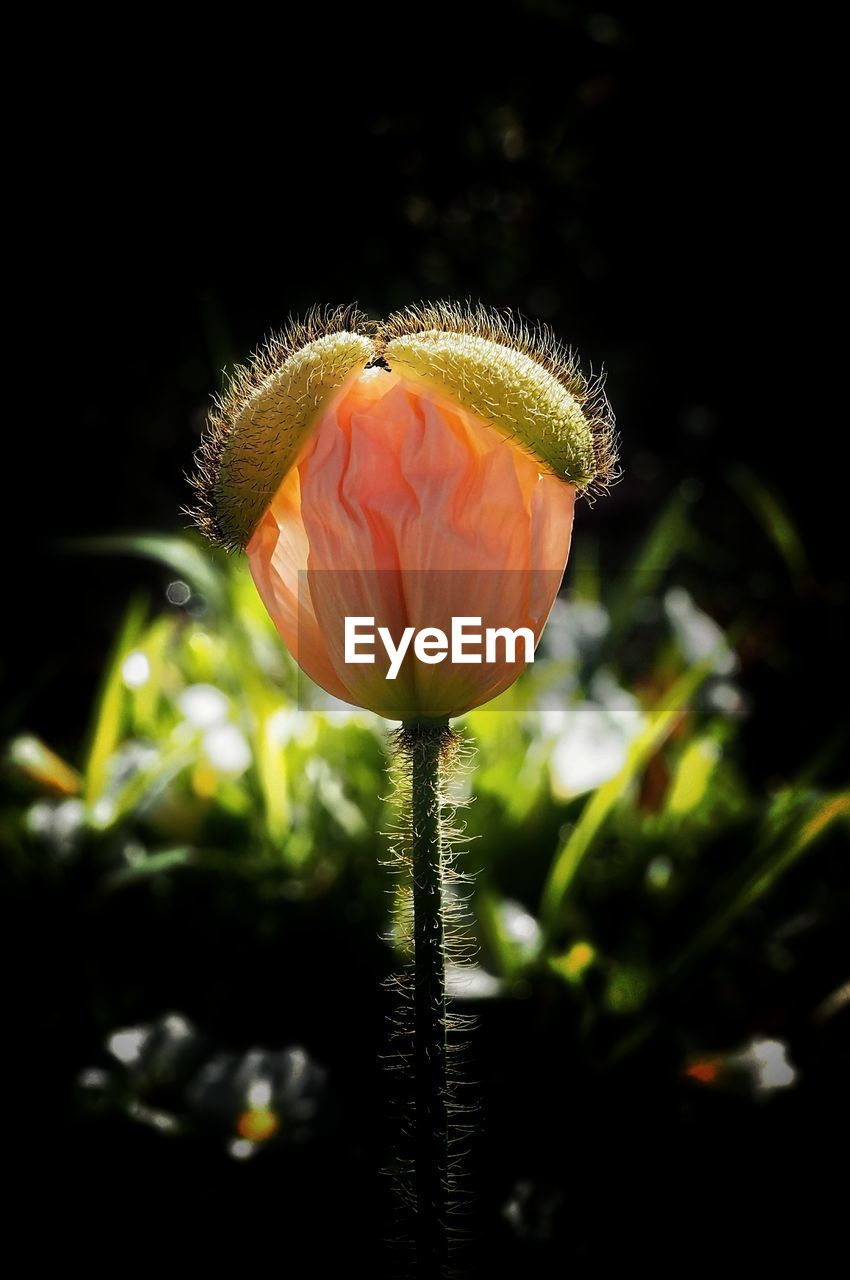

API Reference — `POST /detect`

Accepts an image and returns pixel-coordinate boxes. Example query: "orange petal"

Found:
[247,370,575,719]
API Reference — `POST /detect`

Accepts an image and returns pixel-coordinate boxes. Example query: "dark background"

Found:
[6,3,846,1275]
[11,4,842,768]
[11,2,844,747]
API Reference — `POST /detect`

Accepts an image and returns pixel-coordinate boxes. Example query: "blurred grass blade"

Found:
[255,712,289,846]
[608,493,692,637]
[664,734,722,819]
[106,847,192,890]
[97,744,197,829]
[84,598,146,808]
[5,735,82,795]
[669,791,849,975]
[729,465,810,582]
[540,657,715,935]
[65,534,226,611]
[238,670,290,849]
[131,615,178,734]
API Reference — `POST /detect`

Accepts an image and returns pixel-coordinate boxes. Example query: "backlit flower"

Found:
[191,304,616,720]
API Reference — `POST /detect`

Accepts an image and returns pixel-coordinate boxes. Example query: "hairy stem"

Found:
[406,722,450,1278]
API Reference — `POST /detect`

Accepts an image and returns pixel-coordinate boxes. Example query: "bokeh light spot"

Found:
[122,651,151,689]
[237,1106,280,1142]
[685,1060,720,1084]
[248,1079,272,1108]
[646,856,673,890]
[552,940,596,982]
[166,580,191,606]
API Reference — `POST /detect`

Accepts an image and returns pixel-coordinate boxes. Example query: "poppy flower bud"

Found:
[191,303,616,721]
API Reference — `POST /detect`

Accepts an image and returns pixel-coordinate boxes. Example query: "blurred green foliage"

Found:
[4,494,846,1060]
[3,487,848,1275]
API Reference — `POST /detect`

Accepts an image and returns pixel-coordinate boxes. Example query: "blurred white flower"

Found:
[539,597,610,663]
[247,1079,272,1108]
[229,1138,257,1160]
[91,798,115,828]
[499,899,542,962]
[267,707,314,745]
[108,1027,150,1066]
[446,964,502,1000]
[26,797,85,842]
[731,1037,797,1092]
[162,1013,192,1039]
[704,679,748,718]
[550,710,631,795]
[664,587,737,675]
[121,650,151,689]
[202,724,252,775]
[178,684,231,729]
[590,670,643,715]
[548,677,644,797]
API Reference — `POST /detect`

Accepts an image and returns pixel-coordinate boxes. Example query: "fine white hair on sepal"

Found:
[187,304,375,549]
[188,300,619,552]
[378,300,619,500]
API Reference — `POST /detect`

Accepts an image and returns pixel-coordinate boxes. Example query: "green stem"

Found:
[406,722,450,1279]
